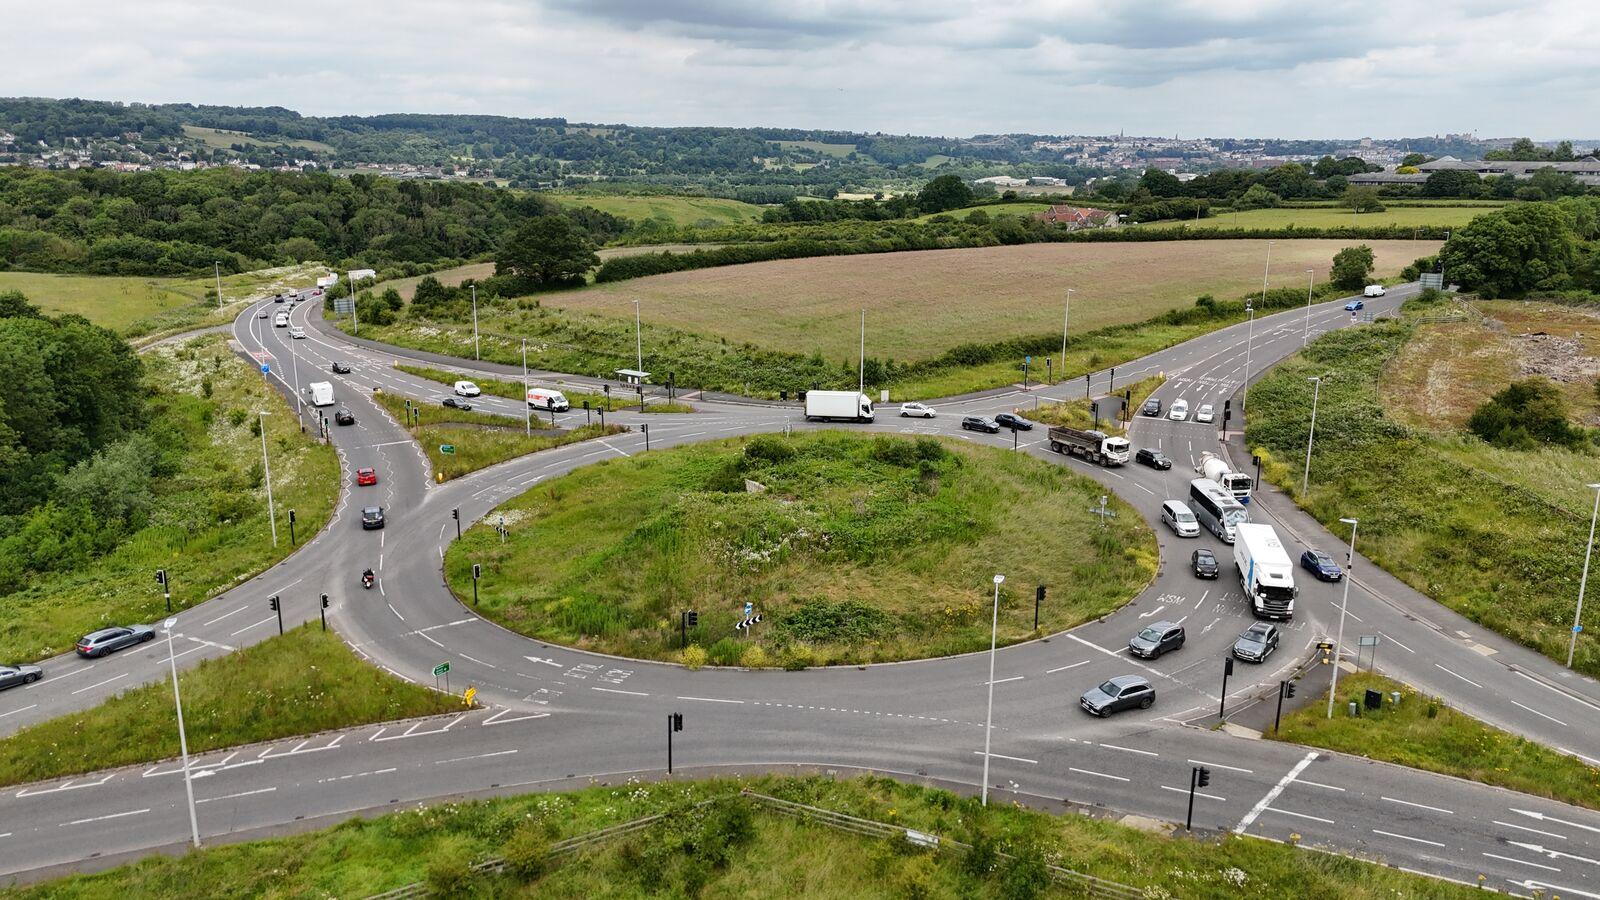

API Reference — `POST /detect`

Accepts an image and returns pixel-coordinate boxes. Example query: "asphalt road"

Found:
[2,283,1598,895]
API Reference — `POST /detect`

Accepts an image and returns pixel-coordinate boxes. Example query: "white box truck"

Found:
[804,390,874,423]
[1234,522,1297,619]
[307,381,335,407]
[1197,450,1253,504]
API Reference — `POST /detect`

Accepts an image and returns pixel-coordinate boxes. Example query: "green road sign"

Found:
[433,662,450,677]
[439,444,456,455]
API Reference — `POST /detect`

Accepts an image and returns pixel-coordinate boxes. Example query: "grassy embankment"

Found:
[370,390,624,481]
[446,431,1155,667]
[1020,375,1166,435]
[1246,298,1600,675]
[549,192,766,228]
[0,263,327,341]
[0,624,460,788]
[349,239,1434,400]
[1156,205,1491,232]
[9,774,1482,899]
[391,362,692,412]
[1274,671,1600,811]
[0,334,339,664]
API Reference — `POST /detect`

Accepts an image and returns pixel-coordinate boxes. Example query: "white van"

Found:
[1161,500,1200,537]
[453,380,481,397]
[274,311,289,328]
[289,327,306,340]
[527,388,570,411]
[1363,284,1386,298]
[1168,398,1189,421]
[307,381,335,407]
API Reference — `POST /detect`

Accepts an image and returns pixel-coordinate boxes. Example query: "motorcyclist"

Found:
[362,567,375,587]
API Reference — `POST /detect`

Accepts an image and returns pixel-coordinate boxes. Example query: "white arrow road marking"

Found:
[1137,605,1167,619]
[1508,841,1600,868]
[525,656,563,667]
[1512,809,1600,836]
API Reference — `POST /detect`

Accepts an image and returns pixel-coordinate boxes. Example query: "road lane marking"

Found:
[0,704,37,719]
[230,615,276,637]
[593,687,648,696]
[62,808,150,826]
[1482,852,1560,873]
[1262,807,1334,824]
[1382,796,1453,815]
[1190,759,1253,774]
[1514,670,1600,713]
[1234,750,1318,833]
[482,708,551,726]
[1434,663,1482,688]
[26,665,96,688]
[1376,630,1414,653]
[1045,661,1089,674]
[1372,828,1446,848]
[676,696,744,704]
[985,675,1024,685]
[1069,766,1128,781]
[977,751,1039,765]
[436,749,518,765]
[1295,779,1345,792]
[1511,809,1600,835]
[71,673,128,695]
[1495,820,1568,840]
[1510,699,1568,727]
[200,606,249,626]
[197,787,278,804]
[1160,784,1225,801]
[1099,742,1158,757]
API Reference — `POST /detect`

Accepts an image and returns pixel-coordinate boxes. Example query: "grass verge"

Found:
[1273,671,1600,811]
[1021,375,1166,434]
[1246,313,1600,676]
[370,391,625,481]
[8,773,1482,899]
[446,431,1155,666]
[0,624,459,788]
[0,334,339,663]
[392,362,610,408]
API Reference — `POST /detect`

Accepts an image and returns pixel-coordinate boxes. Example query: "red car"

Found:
[356,467,378,486]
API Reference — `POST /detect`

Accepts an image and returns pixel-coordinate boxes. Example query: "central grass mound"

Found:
[447,431,1155,666]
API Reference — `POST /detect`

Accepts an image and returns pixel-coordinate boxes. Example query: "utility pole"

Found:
[1569,484,1600,667]
[471,285,480,361]
[858,309,865,395]
[349,273,360,336]
[1241,301,1257,414]
[1327,518,1359,718]
[633,299,644,375]
[259,412,277,546]
[290,337,303,426]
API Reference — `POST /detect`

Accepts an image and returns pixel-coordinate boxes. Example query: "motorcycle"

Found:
[362,571,375,590]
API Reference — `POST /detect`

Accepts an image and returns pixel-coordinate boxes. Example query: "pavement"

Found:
[1,282,1597,897]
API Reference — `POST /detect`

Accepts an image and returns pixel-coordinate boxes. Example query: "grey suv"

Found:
[1128,621,1185,659]
[75,625,155,658]
[1232,622,1281,662]
[1080,675,1155,716]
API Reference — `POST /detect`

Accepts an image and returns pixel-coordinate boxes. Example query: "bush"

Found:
[423,836,475,897]
[773,599,893,643]
[997,844,1052,900]
[501,823,551,882]
[743,434,796,463]
[681,644,708,669]
[1466,378,1587,449]
[738,644,769,668]
[707,637,743,666]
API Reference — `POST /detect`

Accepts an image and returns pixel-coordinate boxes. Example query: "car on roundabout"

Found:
[1300,548,1344,581]
[961,416,1000,434]
[0,663,43,690]
[1080,675,1155,716]
[453,380,481,397]
[994,412,1034,431]
[334,408,355,426]
[1345,299,1365,311]
[1195,404,1215,424]
[1128,621,1185,660]
[1135,447,1172,470]
[1232,622,1281,663]
[356,466,378,486]
[442,397,473,411]
[331,362,351,374]
[899,402,937,418]
[75,624,155,658]
[361,506,386,530]
[1192,548,1220,579]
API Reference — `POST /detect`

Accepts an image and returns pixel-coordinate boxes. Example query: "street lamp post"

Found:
[471,285,480,361]
[1261,240,1274,309]
[981,573,1004,806]
[1303,269,1315,346]
[1241,301,1256,413]
[521,338,531,437]
[1440,230,1451,287]
[633,299,644,376]
[858,309,866,395]
[163,617,201,848]
[213,262,223,310]
[349,273,360,336]
[1327,518,1358,718]
[290,335,303,426]
[259,412,277,546]
[1302,375,1325,496]
[1568,483,1600,667]
[1060,288,1075,384]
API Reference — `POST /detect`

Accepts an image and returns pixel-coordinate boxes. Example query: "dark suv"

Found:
[1192,548,1220,579]
[1128,621,1185,659]
[961,416,1000,434]
[1142,397,1162,417]
[994,412,1034,431]
[361,506,386,530]
[1232,622,1281,662]
[1136,447,1172,470]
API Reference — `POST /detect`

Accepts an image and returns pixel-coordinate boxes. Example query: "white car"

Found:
[1363,284,1386,298]
[1168,399,1189,421]
[289,327,306,340]
[453,380,481,397]
[899,402,936,418]
[1195,404,1214,424]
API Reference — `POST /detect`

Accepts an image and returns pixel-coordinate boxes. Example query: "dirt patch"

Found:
[1513,333,1600,384]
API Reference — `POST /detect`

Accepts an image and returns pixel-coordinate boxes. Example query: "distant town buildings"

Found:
[1349,155,1600,187]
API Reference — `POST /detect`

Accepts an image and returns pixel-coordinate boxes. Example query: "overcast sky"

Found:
[3,0,1595,139]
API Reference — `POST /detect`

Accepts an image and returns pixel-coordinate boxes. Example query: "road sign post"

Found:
[439,444,456,455]
[434,661,450,693]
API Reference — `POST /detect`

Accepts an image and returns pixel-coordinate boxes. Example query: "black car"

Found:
[994,412,1034,431]
[273,295,285,303]
[961,416,1000,434]
[0,664,43,691]
[1232,622,1280,663]
[331,362,351,375]
[1191,548,1220,579]
[361,506,386,530]
[75,625,156,658]
[1080,675,1155,717]
[1128,621,1185,660]
[1135,447,1172,470]
[442,397,473,411]
[334,408,355,426]
[1141,397,1163,417]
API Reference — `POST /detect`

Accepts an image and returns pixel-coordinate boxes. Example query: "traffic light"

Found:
[288,509,296,524]
[686,611,699,628]
[452,508,460,521]
[320,593,330,610]
[1196,766,1211,788]
[471,563,482,580]
[1036,585,1046,603]
[269,595,279,611]
[671,712,683,732]
[155,569,167,586]
[1284,682,1296,699]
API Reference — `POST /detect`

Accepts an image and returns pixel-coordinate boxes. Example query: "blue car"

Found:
[1300,549,1343,581]
[1344,300,1364,311]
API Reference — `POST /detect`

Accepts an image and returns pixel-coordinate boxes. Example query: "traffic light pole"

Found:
[667,712,683,774]
[1220,657,1234,719]
[1274,680,1295,733]
[319,593,329,631]
[270,595,284,635]
[1186,766,1198,831]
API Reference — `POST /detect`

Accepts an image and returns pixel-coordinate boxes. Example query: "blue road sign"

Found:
[260,363,270,374]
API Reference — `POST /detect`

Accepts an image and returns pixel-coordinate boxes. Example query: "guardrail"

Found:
[366,789,1144,899]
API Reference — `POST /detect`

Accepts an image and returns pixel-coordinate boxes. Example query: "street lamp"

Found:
[858,309,866,395]
[259,412,277,546]
[1302,375,1327,496]
[1302,268,1315,346]
[289,329,303,426]
[1440,230,1452,287]
[1241,301,1257,413]
[1568,483,1600,667]
[348,272,360,336]
[981,573,1004,806]
[1060,288,1075,384]
[633,299,644,376]
[163,617,201,848]
[521,338,531,437]
[471,284,480,361]
[213,262,223,310]
[1327,517,1358,718]
[1260,240,1275,309]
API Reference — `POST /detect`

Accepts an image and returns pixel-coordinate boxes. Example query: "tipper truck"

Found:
[804,390,874,423]
[1047,426,1131,466]
[1234,522,1297,619]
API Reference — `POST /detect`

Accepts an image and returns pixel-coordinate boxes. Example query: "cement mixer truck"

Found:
[1197,451,1253,505]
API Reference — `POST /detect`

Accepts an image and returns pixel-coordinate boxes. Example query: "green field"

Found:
[370,390,624,481]
[0,333,340,664]
[10,774,1479,899]
[0,624,459,789]
[446,431,1155,666]
[0,264,327,339]
[1275,672,1600,811]
[1247,304,1600,676]
[181,124,335,154]
[549,193,766,228]
[914,201,1052,222]
[770,139,858,158]
[1160,205,1489,231]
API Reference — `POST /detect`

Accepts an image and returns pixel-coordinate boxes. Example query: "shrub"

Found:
[423,836,475,897]
[708,637,742,666]
[681,644,708,669]
[1466,378,1586,449]
[773,599,893,643]
[501,823,551,882]
[871,435,919,466]
[738,644,769,668]
[997,844,1052,900]
[743,434,796,463]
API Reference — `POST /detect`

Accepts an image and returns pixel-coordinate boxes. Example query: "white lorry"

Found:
[1234,522,1297,619]
[1047,426,1131,466]
[307,382,335,407]
[1197,450,1253,504]
[804,390,874,423]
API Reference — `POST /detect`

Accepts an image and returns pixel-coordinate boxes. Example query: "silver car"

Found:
[0,664,43,691]
[75,624,156,658]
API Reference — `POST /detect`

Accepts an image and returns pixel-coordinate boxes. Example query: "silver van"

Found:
[1161,500,1200,537]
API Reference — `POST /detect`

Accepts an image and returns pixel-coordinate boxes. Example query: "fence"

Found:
[365,789,1143,899]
